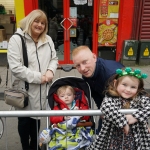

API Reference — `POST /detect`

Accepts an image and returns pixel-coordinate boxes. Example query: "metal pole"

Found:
[0,109,138,117]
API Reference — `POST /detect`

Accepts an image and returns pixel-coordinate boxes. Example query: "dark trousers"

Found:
[18,117,40,150]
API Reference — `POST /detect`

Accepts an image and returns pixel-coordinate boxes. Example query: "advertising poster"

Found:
[100,0,109,18]
[98,19,118,46]
[99,0,120,18]
[98,0,120,46]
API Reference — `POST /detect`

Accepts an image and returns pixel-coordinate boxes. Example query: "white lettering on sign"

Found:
[73,0,87,5]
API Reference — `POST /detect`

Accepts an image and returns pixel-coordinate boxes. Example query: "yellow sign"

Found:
[128,47,133,56]
[99,0,120,18]
[143,48,149,56]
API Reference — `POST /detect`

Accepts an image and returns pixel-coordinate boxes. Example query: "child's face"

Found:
[115,76,139,99]
[58,88,75,105]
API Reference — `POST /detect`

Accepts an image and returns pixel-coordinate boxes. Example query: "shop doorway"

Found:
[39,0,94,64]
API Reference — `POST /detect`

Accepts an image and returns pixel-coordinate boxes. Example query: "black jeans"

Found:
[18,117,40,150]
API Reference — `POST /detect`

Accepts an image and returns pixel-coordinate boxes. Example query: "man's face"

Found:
[72,50,96,77]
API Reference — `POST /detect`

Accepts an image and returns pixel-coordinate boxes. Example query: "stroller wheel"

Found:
[0,117,4,139]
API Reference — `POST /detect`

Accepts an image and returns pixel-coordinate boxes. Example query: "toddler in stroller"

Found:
[39,77,94,150]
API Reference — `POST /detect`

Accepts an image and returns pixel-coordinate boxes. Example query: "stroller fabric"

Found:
[40,116,94,150]
[40,77,94,149]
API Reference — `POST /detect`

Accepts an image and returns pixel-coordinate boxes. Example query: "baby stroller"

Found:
[40,75,95,150]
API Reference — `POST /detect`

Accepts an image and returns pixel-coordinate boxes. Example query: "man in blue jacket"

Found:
[72,46,124,132]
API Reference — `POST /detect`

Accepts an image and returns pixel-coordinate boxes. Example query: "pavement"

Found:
[0,64,150,150]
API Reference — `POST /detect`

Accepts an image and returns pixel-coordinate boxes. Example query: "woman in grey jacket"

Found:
[7,9,58,150]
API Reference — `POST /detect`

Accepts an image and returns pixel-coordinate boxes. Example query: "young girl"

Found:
[87,67,150,150]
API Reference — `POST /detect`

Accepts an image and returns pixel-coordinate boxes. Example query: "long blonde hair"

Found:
[19,9,48,42]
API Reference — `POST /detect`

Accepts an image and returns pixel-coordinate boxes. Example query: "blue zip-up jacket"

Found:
[83,58,124,109]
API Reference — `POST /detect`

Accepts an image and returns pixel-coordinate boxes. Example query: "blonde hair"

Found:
[19,9,48,42]
[56,85,75,96]
[72,46,91,57]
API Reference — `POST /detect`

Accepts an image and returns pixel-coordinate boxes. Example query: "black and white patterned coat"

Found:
[87,94,150,150]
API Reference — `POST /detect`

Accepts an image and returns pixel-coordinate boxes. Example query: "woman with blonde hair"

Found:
[7,9,58,150]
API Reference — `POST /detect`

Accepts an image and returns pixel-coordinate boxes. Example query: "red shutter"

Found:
[139,0,150,40]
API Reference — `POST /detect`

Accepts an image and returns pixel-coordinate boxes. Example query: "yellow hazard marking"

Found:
[143,47,149,56]
[0,49,7,53]
[128,47,133,56]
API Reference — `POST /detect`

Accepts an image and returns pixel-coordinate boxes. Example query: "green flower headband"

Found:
[116,67,148,79]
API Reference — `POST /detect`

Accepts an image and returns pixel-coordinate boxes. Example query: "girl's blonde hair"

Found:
[19,9,48,42]
[56,85,75,96]
[106,74,144,108]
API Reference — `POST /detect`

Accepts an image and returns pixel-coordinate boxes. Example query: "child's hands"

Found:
[125,114,138,125]
[62,108,71,120]
[123,124,129,135]
[146,124,150,133]
[39,129,51,144]
[64,116,71,120]
[74,106,79,110]
[148,128,150,133]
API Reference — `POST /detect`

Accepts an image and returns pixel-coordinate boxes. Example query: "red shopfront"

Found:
[17,0,136,64]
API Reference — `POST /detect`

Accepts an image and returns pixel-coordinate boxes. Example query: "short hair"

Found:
[72,45,90,57]
[19,9,48,42]
[56,85,75,96]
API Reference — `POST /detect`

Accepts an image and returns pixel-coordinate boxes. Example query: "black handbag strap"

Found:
[6,33,29,91]
[15,33,28,68]
[14,33,29,91]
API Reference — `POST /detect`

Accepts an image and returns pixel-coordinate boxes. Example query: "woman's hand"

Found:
[125,114,138,125]
[45,70,54,82]
[41,75,46,84]
[123,124,129,135]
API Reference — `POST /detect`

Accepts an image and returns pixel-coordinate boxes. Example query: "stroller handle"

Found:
[57,65,76,72]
